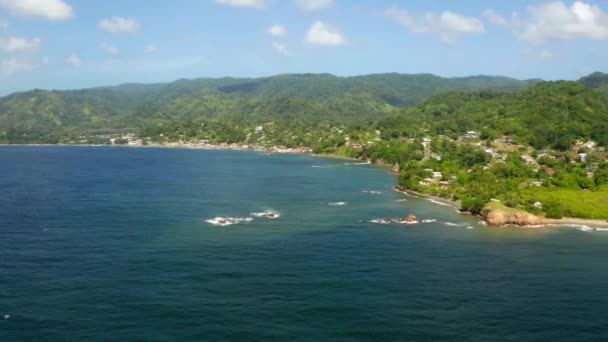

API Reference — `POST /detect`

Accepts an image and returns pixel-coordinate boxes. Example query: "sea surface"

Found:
[1,146,608,341]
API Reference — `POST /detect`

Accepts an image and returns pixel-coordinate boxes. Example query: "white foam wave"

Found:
[563,225,608,232]
[250,210,281,219]
[206,217,251,226]
[328,202,347,206]
[421,219,437,223]
[394,199,408,202]
[443,222,463,227]
[369,219,392,225]
[427,199,451,207]
[362,190,382,194]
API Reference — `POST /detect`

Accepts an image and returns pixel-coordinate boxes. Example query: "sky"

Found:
[0,0,607,95]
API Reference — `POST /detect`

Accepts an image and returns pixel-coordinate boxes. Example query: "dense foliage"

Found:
[377,81,608,149]
[0,73,534,139]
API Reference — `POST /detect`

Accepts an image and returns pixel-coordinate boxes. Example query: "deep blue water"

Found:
[1,146,608,341]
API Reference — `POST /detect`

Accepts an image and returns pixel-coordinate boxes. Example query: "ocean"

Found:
[1,146,607,341]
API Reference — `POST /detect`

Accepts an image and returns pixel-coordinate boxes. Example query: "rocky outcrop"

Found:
[391,163,400,174]
[481,203,546,226]
[404,214,417,223]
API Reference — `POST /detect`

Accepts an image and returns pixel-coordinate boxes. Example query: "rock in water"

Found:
[404,214,417,223]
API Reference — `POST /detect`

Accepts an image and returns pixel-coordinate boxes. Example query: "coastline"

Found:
[395,185,608,228]
[4,143,608,229]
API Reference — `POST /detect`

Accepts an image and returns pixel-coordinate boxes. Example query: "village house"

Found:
[495,135,514,143]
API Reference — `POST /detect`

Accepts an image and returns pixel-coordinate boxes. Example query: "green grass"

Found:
[523,186,608,220]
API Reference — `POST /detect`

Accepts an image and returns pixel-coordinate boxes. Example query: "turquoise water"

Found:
[1,146,608,341]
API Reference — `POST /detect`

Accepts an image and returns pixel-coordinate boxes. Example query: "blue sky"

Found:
[0,0,607,95]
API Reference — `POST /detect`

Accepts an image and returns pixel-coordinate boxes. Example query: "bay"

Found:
[1,146,607,341]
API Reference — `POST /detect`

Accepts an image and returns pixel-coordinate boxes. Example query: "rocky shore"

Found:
[395,185,608,228]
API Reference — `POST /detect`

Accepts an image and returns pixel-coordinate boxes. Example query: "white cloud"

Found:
[518,1,608,43]
[268,24,286,37]
[0,36,41,53]
[0,0,73,21]
[145,45,158,54]
[306,21,345,46]
[296,0,333,12]
[66,53,81,67]
[99,17,140,34]
[386,7,484,43]
[215,0,265,9]
[272,42,290,56]
[2,56,35,75]
[100,42,119,57]
[483,9,508,27]
[540,49,555,60]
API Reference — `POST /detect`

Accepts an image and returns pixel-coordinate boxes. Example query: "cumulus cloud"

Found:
[100,42,119,57]
[483,8,508,27]
[0,36,41,53]
[99,17,140,34]
[518,1,608,43]
[272,42,290,56]
[66,53,81,67]
[268,24,286,37]
[0,0,73,21]
[385,7,484,43]
[145,45,158,54]
[296,0,333,12]
[215,0,265,9]
[306,21,345,46]
[2,56,35,75]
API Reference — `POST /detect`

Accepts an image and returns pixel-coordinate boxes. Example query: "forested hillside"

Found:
[0,73,534,139]
[376,81,608,149]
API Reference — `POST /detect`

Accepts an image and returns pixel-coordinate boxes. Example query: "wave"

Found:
[562,225,608,232]
[250,210,281,219]
[344,161,371,166]
[369,218,437,225]
[443,222,463,227]
[206,217,252,226]
[328,202,347,206]
[362,190,382,194]
[427,199,452,207]
[394,199,408,202]
[369,219,392,225]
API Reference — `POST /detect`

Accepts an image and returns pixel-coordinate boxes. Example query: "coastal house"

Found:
[495,136,514,143]
[432,171,442,179]
[464,131,478,138]
[521,155,536,165]
[578,153,588,162]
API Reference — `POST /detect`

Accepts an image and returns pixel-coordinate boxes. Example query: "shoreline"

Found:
[4,143,608,229]
[395,186,608,229]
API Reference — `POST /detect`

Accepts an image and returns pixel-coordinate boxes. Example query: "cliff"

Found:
[481,202,546,227]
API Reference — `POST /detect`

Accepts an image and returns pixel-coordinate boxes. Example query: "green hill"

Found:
[377,81,608,149]
[0,73,534,135]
